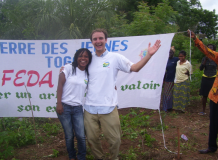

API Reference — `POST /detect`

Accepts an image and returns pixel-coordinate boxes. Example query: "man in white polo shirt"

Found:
[84,29,161,160]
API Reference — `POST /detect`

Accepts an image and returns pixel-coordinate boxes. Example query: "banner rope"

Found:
[159,30,194,154]
[174,31,188,34]
[158,109,182,154]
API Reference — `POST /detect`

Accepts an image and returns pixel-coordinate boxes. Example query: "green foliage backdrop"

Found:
[0,0,217,93]
[0,0,217,40]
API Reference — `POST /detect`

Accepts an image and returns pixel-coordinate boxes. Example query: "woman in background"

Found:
[162,47,179,112]
[56,48,92,160]
[173,50,192,112]
[198,44,217,115]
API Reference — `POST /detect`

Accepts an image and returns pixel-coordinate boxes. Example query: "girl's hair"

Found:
[72,48,92,80]
[179,50,186,56]
[207,44,216,51]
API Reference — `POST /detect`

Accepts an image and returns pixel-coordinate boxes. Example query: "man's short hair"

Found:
[207,44,216,51]
[90,29,108,41]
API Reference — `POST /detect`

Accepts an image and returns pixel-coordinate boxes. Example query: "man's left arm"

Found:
[130,40,161,72]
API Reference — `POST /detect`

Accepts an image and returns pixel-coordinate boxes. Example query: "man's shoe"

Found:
[199,149,215,154]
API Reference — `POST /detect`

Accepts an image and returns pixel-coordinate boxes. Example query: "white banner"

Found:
[0,33,175,117]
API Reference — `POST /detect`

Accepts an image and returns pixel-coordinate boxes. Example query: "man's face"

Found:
[91,32,107,55]
[169,50,174,58]
[208,45,214,51]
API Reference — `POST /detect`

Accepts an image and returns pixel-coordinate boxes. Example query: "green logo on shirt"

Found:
[103,62,110,67]
[84,79,88,84]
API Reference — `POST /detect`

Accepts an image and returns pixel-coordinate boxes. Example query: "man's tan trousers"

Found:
[84,107,121,160]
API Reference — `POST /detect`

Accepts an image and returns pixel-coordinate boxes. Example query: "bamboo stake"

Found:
[177,127,180,159]
[24,85,38,146]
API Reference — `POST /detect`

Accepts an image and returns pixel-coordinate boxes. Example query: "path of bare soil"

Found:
[9,98,218,160]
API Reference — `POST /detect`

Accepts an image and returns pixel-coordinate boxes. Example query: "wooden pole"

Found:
[177,127,180,159]
[24,85,38,146]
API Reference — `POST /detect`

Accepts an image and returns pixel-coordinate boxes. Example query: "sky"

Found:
[199,0,218,15]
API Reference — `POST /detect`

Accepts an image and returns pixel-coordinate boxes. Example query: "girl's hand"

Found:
[59,66,65,73]
[185,71,190,76]
[56,103,64,115]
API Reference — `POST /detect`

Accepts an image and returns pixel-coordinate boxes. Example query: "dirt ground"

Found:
[9,97,218,160]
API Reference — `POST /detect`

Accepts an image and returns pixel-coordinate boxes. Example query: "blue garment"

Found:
[84,50,116,114]
[165,57,179,82]
[162,81,174,111]
[99,50,109,57]
[57,103,86,160]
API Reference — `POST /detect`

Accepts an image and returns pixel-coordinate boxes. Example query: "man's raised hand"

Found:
[147,40,161,56]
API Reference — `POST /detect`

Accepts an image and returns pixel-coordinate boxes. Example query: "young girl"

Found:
[56,48,92,160]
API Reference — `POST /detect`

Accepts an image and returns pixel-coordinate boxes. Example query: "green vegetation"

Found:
[0,109,158,159]
[0,0,217,62]
[0,117,61,159]
[0,0,216,66]
[0,0,217,41]
[0,0,217,159]
[120,109,156,150]
[0,118,36,159]
[51,149,59,158]
[153,113,168,131]
[119,146,137,160]
[42,122,62,136]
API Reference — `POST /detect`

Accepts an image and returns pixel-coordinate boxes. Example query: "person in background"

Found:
[173,50,192,112]
[162,46,179,112]
[188,30,218,154]
[198,44,217,115]
[56,48,92,160]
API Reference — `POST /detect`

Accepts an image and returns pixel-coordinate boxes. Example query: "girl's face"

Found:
[178,53,186,62]
[77,51,89,70]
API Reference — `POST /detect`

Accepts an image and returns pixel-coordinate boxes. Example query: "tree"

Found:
[168,0,201,32]
[33,0,126,39]
[115,0,163,22]
[0,0,43,39]
[126,1,178,36]
[168,0,218,39]
[195,9,218,39]
[0,0,126,39]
